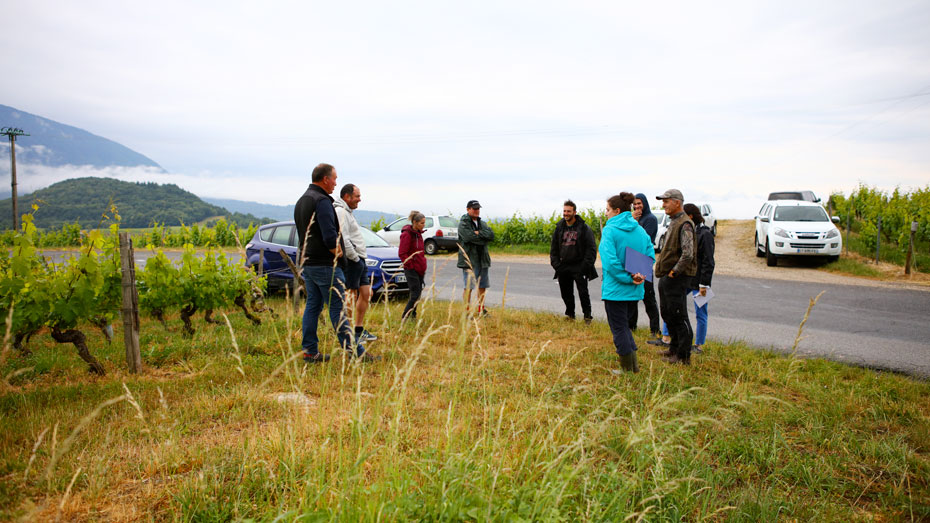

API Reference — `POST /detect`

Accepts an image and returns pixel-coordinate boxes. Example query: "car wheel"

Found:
[424,239,437,255]
[827,255,839,264]
[711,223,717,236]
[765,239,777,267]
[755,233,764,257]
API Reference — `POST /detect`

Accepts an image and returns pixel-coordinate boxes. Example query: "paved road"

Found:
[420,257,930,378]
[40,250,930,378]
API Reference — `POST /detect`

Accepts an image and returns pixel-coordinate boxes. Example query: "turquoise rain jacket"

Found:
[599,211,656,301]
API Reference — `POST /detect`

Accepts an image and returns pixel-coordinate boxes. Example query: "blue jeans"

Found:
[301,266,364,356]
[661,290,707,345]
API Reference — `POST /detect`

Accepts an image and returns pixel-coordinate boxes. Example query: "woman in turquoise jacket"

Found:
[599,192,655,372]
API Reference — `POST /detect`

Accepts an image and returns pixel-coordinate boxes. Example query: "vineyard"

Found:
[0,209,265,376]
[828,184,930,271]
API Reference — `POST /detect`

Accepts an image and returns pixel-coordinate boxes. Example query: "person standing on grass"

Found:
[457,200,495,316]
[549,199,598,323]
[294,163,378,363]
[600,192,653,372]
[400,211,428,321]
[630,193,661,338]
[683,203,715,354]
[654,189,696,365]
[334,183,378,343]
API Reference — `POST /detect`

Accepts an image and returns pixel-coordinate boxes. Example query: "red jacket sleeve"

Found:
[398,229,413,267]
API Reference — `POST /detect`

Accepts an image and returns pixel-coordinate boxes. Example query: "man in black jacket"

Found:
[549,200,597,323]
[294,163,377,363]
[630,193,661,337]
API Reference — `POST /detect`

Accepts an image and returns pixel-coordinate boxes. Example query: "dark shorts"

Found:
[345,258,371,290]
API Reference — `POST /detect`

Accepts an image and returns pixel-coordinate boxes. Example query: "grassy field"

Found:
[1,294,928,520]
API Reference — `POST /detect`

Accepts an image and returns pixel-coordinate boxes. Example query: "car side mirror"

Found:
[831,216,840,224]
[760,217,770,223]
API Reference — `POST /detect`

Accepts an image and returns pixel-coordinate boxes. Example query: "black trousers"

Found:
[402,269,424,320]
[658,275,693,360]
[628,278,661,335]
[557,271,591,319]
[604,300,638,356]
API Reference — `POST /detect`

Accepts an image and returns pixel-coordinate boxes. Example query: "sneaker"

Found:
[583,316,593,324]
[303,353,331,363]
[356,352,381,362]
[646,339,669,347]
[692,345,703,355]
[360,330,378,342]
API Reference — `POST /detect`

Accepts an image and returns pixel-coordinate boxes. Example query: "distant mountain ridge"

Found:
[0,177,270,229]
[202,197,399,227]
[0,104,163,171]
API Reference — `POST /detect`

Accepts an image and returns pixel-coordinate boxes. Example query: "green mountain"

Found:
[0,104,163,171]
[202,197,399,227]
[0,177,270,230]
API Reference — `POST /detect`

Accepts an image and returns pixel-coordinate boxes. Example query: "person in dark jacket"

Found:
[549,200,597,322]
[294,163,377,363]
[654,188,696,365]
[399,211,428,321]
[683,203,715,353]
[629,193,661,337]
[457,200,495,316]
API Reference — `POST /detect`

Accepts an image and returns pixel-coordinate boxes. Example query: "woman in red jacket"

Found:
[399,211,428,320]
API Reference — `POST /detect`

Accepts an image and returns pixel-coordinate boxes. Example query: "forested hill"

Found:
[0,177,270,229]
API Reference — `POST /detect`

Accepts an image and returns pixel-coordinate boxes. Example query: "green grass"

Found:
[1,295,928,520]
[488,243,550,255]
[843,229,930,273]
[822,257,887,278]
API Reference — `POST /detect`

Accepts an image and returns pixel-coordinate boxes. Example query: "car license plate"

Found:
[797,248,819,253]
[395,274,407,283]
[448,231,457,238]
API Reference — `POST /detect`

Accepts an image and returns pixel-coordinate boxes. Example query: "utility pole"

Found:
[1,127,30,231]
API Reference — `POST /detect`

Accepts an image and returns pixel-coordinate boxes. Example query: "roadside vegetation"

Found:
[829,185,930,273]
[2,293,928,520]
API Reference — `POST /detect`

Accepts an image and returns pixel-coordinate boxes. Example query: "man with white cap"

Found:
[653,189,697,365]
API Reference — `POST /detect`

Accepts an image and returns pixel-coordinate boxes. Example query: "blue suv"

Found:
[244,221,408,295]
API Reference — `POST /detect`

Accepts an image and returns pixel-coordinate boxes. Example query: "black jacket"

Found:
[549,216,598,280]
[690,223,715,289]
[294,184,346,268]
[635,193,658,242]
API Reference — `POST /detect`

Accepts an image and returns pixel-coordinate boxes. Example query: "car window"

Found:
[439,216,458,227]
[386,218,407,232]
[424,218,434,229]
[768,192,804,200]
[260,227,274,242]
[359,227,390,247]
[271,225,295,245]
[774,206,828,222]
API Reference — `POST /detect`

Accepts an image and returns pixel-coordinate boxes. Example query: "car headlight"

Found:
[824,229,839,239]
[365,259,379,267]
[774,227,791,238]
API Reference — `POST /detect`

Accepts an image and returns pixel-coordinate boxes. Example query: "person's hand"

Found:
[668,270,676,278]
[699,287,707,297]
[632,273,644,284]
[331,244,343,258]
[474,230,480,235]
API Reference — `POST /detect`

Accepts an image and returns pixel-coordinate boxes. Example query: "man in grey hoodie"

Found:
[334,183,377,343]
[630,193,661,337]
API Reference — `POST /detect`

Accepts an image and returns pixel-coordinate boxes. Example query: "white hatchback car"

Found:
[754,200,842,266]
[376,215,459,255]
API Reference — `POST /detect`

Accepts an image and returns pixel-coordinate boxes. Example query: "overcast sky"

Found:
[2,0,929,218]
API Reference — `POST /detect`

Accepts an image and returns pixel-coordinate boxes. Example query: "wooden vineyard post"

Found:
[905,221,917,276]
[119,233,142,373]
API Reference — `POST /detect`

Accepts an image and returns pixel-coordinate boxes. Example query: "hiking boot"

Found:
[661,348,675,358]
[564,315,575,321]
[303,353,331,363]
[663,354,690,365]
[619,352,640,373]
[583,316,593,325]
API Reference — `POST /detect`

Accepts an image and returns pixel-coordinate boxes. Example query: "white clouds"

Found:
[1,1,928,219]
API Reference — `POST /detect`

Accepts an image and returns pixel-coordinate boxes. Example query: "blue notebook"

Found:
[624,246,654,282]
